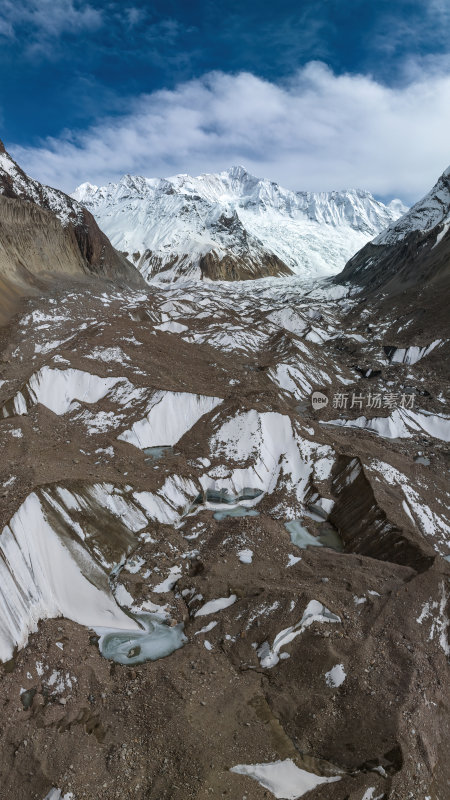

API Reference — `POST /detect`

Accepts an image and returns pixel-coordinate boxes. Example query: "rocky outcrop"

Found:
[199,249,291,281]
[0,196,86,324]
[338,219,450,295]
[337,165,450,295]
[330,456,435,572]
[136,246,292,283]
[0,140,144,321]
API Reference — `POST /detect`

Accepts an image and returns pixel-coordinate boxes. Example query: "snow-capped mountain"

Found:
[0,140,84,227]
[339,164,450,293]
[0,139,143,298]
[72,166,407,283]
[373,164,450,246]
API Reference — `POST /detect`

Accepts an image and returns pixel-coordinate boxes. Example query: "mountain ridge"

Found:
[338,163,450,295]
[72,165,407,283]
[0,140,144,322]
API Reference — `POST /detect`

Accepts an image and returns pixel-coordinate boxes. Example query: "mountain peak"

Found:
[338,161,450,295]
[374,164,450,246]
[226,165,250,179]
[72,166,406,284]
[77,181,98,193]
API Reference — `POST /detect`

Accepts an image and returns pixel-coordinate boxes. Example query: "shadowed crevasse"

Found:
[329,455,435,572]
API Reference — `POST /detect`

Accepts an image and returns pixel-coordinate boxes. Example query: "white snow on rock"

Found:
[325,663,347,687]
[257,600,341,668]
[268,357,334,402]
[195,621,217,635]
[117,391,222,449]
[202,410,334,510]
[387,340,442,365]
[238,548,253,564]
[0,148,84,228]
[266,307,309,335]
[155,321,189,333]
[153,565,182,593]
[374,164,450,246]
[361,790,384,800]
[230,758,341,799]
[324,408,450,442]
[195,595,237,617]
[0,490,141,663]
[134,474,200,526]
[416,581,449,656]
[43,790,75,800]
[2,366,121,417]
[86,346,130,363]
[369,460,450,553]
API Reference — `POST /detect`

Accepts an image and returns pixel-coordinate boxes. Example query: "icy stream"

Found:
[187,487,264,516]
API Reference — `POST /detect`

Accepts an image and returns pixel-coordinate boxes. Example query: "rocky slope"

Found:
[336,164,450,353]
[0,141,144,322]
[338,164,450,294]
[72,166,407,283]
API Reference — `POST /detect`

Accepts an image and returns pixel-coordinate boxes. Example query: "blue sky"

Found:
[1,0,449,200]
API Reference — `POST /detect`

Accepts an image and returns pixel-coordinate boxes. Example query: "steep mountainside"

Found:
[0,140,144,322]
[72,166,407,283]
[338,165,450,294]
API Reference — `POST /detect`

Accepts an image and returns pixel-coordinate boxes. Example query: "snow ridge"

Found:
[0,150,84,227]
[72,166,406,282]
[373,164,450,245]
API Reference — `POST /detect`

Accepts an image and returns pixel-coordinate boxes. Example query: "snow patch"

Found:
[195,595,237,617]
[230,758,341,798]
[325,663,346,687]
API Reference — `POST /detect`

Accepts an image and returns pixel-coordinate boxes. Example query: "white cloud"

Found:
[9,62,450,202]
[0,0,103,40]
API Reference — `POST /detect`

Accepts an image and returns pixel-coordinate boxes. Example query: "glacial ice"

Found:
[386,340,442,365]
[2,366,121,418]
[0,491,139,662]
[230,758,341,799]
[324,408,450,442]
[118,390,222,449]
[285,520,322,550]
[96,614,186,665]
[213,506,260,520]
[203,410,334,511]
